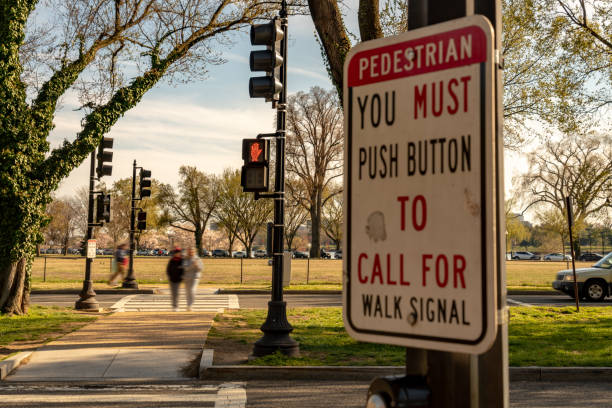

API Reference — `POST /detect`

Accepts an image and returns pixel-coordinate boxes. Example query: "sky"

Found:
[49,6,526,200]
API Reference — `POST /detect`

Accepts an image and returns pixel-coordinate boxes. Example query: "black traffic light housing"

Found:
[249,18,284,101]
[241,139,270,192]
[95,193,111,223]
[96,137,113,178]
[140,169,152,198]
[137,210,147,231]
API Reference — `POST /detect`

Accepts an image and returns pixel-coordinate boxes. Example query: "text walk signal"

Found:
[241,139,270,192]
[96,193,111,223]
[249,18,284,101]
[96,137,113,178]
[137,210,147,231]
[140,169,152,198]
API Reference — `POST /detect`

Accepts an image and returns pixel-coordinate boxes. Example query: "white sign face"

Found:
[343,16,497,354]
[87,239,97,259]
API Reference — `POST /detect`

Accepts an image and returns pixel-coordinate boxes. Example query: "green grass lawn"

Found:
[30,256,593,291]
[206,306,612,367]
[509,306,612,366]
[0,305,97,360]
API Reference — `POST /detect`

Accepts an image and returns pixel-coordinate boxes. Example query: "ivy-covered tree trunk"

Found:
[1,1,170,314]
[1,0,264,314]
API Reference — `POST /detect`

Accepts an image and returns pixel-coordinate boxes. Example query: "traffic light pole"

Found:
[252,0,299,357]
[75,151,100,310]
[123,159,139,289]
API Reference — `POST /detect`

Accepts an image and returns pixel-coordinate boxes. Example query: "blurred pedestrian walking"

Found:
[182,247,203,312]
[109,243,128,286]
[166,247,184,312]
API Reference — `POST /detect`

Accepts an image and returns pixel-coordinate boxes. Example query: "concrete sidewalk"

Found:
[6,312,214,382]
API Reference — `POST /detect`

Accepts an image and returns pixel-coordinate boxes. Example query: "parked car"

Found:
[334,250,342,259]
[233,251,247,258]
[578,252,603,262]
[293,250,309,259]
[543,253,571,261]
[511,251,540,260]
[552,252,612,301]
[212,249,229,257]
[201,249,211,257]
[254,249,267,258]
[103,248,114,255]
[321,249,336,259]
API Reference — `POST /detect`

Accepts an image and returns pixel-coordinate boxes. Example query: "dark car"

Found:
[579,252,603,262]
[212,249,229,257]
[293,251,309,259]
[201,249,211,257]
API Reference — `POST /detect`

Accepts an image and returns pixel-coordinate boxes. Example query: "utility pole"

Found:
[244,0,299,357]
[75,152,100,310]
[123,160,139,289]
[403,1,508,407]
[76,137,113,310]
[124,160,151,289]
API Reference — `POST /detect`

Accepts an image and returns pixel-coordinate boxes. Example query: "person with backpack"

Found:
[166,247,184,311]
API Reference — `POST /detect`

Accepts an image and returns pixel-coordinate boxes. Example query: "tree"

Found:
[104,177,162,250]
[158,166,220,254]
[284,179,309,250]
[321,192,342,250]
[308,0,611,147]
[521,133,611,231]
[215,169,273,256]
[536,208,572,254]
[44,198,80,255]
[1,0,272,314]
[285,87,343,258]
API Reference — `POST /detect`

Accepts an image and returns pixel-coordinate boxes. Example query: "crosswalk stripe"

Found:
[110,294,240,312]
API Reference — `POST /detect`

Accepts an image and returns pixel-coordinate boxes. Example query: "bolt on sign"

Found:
[343,16,497,354]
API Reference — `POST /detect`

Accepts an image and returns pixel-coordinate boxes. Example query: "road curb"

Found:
[31,289,157,295]
[200,365,404,381]
[219,289,556,296]
[507,290,560,296]
[199,365,612,382]
[510,366,612,382]
[0,352,32,380]
[218,289,342,295]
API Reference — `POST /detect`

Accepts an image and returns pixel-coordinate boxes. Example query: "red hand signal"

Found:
[250,142,263,162]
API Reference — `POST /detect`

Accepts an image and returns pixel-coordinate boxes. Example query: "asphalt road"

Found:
[30,293,612,309]
[0,380,610,407]
[30,293,126,309]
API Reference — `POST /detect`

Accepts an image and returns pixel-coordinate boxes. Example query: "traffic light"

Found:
[249,18,284,101]
[137,211,147,231]
[96,137,113,178]
[140,169,151,198]
[241,139,270,192]
[95,193,111,223]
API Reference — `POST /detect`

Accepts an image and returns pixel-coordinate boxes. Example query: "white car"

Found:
[511,251,540,260]
[232,251,248,258]
[543,253,572,261]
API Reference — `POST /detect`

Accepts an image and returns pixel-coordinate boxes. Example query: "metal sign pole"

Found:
[565,196,580,311]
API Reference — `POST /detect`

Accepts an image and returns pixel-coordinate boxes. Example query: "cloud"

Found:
[53,97,275,197]
[289,66,329,81]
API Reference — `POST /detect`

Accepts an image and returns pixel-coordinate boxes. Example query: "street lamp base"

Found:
[75,279,99,310]
[252,301,300,357]
[122,278,139,289]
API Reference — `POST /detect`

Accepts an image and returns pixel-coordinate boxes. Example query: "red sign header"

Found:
[347,26,487,87]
